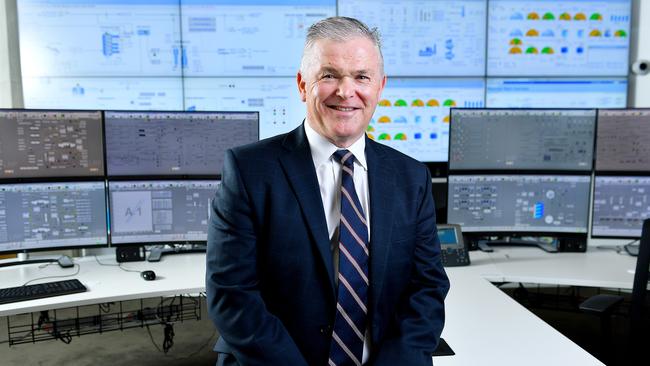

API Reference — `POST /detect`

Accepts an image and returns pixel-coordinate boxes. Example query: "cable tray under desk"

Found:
[5,294,204,346]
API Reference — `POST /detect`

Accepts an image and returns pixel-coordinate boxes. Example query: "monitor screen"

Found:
[0,182,107,253]
[0,110,104,179]
[22,77,184,111]
[592,176,650,238]
[183,77,305,139]
[108,180,219,245]
[371,78,485,162]
[486,78,628,108]
[105,111,259,177]
[338,0,487,76]
[18,0,182,77]
[180,0,335,77]
[447,175,591,233]
[595,109,650,172]
[449,109,596,171]
[487,0,631,76]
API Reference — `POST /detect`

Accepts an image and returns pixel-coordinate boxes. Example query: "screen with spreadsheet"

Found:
[108,180,219,245]
[0,182,107,253]
[447,175,591,233]
[449,109,596,171]
[104,111,258,177]
[592,176,650,238]
[595,109,650,172]
[0,110,104,179]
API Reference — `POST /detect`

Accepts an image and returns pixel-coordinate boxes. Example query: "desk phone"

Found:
[438,224,470,267]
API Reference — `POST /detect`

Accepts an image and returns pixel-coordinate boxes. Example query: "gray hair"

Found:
[300,16,384,74]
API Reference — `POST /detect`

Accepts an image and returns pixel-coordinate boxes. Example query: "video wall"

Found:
[17,0,632,163]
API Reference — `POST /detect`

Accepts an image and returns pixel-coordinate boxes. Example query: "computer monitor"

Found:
[22,77,184,111]
[180,0,335,76]
[370,78,485,167]
[449,109,596,171]
[108,180,219,245]
[0,110,104,179]
[18,0,182,78]
[338,0,487,76]
[447,175,591,234]
[485,78,628,108]
[104,111,258,177]
[0,181,108,254]
[487,0,631,76]
[592,176,650,238]
[595,109,650,172]
[183,77,305,139]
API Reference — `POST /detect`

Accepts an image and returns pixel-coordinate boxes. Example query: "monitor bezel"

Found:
[594,108,650,174]
[106,177,220,247]
[0,180,109,254]
[448,107,598,172]
[590,173,650,239]
[445,172,592,236]
[102,109,260,178]
[0,108,105,181]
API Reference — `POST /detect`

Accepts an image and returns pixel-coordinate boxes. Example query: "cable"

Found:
[21,263,81,286]
[94,255,141,274]
[145,324,164,353]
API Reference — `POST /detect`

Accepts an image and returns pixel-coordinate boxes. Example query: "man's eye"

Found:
[322,74,334,79]
[358,75,370,80]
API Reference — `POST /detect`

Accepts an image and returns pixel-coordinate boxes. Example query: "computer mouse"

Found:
[141,270,156,281]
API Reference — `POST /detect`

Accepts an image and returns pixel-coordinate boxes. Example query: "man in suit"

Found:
[206,16,450,366]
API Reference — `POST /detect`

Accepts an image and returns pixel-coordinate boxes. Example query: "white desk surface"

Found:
[0,254,206,317]
[438,268,603,366]
[1,248,624,365]
[473,246,638,289]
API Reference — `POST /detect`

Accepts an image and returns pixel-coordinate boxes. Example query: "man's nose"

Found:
[336,77,355,99]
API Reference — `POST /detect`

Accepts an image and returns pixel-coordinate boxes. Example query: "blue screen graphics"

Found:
[486,78,627,108]
[183,77,305,139]
[180,0,336,76]
[339,0,487,76]
[487,0,631,76]
[370,78,485,163]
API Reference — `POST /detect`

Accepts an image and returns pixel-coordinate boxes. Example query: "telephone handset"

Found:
[437,224,470,267]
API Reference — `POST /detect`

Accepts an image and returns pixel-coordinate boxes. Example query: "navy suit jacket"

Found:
[206,124,450,366]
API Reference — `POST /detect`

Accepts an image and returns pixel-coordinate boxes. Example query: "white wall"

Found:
[630,0,650,107]
[0,1,11,107]
[0,0,21,108]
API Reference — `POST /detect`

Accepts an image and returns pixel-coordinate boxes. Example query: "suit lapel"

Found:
[279,125,336,298]
[365,138,395,335]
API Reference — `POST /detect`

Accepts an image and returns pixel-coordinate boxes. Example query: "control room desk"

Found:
[0,250,618,365]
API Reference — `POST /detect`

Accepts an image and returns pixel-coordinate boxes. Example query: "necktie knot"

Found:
[333,149,355,169]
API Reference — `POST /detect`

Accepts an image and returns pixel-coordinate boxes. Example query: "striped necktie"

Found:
[329,149,369,366]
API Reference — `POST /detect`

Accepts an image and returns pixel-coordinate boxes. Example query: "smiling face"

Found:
[297,36,386,148]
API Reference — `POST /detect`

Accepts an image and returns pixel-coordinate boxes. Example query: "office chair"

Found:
[579,218,650,363]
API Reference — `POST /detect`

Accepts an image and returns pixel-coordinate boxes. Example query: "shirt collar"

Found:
[304,119,367,171]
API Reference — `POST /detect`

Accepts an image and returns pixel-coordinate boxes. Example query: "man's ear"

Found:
[297,71,307,102]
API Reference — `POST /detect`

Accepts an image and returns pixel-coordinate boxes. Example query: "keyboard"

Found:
[0,279,87,305]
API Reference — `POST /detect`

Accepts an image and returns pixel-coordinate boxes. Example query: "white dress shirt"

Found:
[304,120,371,364]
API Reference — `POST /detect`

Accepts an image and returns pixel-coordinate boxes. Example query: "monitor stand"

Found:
[477,237,559,253]
[0,254,74,268]
[147,244,207,262]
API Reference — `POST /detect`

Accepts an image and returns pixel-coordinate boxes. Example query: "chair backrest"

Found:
[630,218,650,344]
